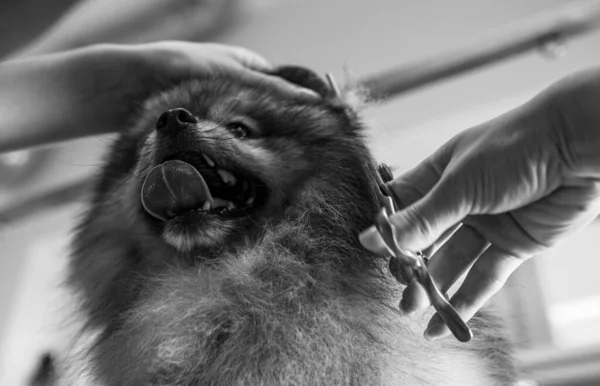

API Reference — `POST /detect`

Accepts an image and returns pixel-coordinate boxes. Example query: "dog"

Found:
[68,66,516,385]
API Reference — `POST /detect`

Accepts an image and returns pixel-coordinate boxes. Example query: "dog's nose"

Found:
[155,108,197,136]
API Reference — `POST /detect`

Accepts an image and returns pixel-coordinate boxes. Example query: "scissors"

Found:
[375,164,473,343]
[324,73,471,342]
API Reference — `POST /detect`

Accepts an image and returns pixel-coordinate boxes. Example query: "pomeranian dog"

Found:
[68,66,516,385]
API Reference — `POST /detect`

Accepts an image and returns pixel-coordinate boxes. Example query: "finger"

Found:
[383,134,468,253]
[359,200,461,257]
[236,68,321,100]
[389,172,472,252]
[389,171,463,255]
[399,279,429,315]
[181,42,273,71]
[358,227,389,256]
[362,223,461,315]
[360,153,453,254]
[423,244,523,340]
[210,44,320,100]
[401,225,490,313]
[387,147,452,209]
[218,45,273,71]
[428,225,491,294]
[399,222,461,315]
[421,223,461,258]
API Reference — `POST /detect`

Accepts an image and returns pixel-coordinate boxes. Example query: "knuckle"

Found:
[394,205,433,249]
[475,251,522,290]
[388,183,419,209]
[473,268,506,294]
[227,46,268,66]
[452,296,477,316]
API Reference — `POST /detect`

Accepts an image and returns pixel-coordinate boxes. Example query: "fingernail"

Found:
[283,82,320,99]
[424,328,440,341]
[424,323,445,341]
[297,87,320,98]
[424,314,448,341]
[358,227,381,252]
[399,279,419,315]
[399,297,416,316]
[358,226,376,240]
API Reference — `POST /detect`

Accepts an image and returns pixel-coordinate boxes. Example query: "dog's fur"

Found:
[68,67,516,385]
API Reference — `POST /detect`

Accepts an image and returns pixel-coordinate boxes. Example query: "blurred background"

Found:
[0,0,599,385]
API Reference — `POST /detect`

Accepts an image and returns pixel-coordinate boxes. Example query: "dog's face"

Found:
[95,67,379,254]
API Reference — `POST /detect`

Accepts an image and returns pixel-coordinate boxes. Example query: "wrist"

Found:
[0,54,72,151]
[542,67,600,179]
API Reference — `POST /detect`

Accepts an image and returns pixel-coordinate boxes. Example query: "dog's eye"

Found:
[226,121,253,139]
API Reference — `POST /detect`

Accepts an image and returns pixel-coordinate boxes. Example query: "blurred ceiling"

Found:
[0,0,77,57]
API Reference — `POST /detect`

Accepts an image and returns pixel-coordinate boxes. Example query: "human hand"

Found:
[0,42,317,151]
[359,70,600,340]
[61,41,318,130]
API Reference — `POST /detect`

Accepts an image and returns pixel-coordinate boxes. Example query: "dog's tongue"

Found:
[141,160,214,221]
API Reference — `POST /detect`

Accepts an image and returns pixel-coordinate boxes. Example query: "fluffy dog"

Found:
[69,66,515,385]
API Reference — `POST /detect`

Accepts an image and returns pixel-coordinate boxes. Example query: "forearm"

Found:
[0,54,78,152]
[0,47,125,153]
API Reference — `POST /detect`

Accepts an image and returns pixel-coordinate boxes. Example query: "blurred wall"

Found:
[2,0,600,384]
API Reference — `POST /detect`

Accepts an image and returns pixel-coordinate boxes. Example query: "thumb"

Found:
[390,174,471,251]
[220,45,273,71]
[359,174,471,254]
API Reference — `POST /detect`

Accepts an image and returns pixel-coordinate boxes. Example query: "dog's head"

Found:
[91,66,381,254]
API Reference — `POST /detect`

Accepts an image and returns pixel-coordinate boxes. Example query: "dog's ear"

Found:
[270,65,334,98]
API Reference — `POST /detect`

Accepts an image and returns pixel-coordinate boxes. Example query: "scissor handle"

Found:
[373,203,473,343]
[413,259,473,343]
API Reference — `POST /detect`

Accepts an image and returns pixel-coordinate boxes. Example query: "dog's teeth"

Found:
[217,169,237,186]
[245,183,257,205]
[202,153,215,167]
[202,201,211,210]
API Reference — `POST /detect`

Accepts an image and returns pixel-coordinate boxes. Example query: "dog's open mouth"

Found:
[140,152,264,222]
